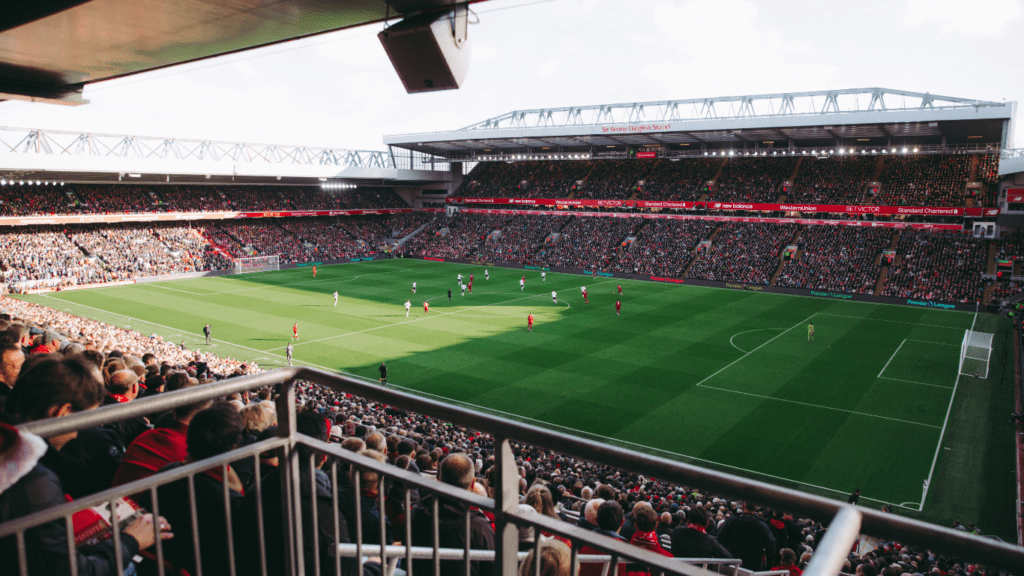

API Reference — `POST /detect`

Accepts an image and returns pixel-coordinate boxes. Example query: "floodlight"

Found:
[913,147,919,153]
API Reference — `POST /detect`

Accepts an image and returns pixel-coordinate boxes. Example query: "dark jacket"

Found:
[670,526,733,559]
[338,484,393,546]
[0,462,140,576]
[154,462,245,576]
[102,396,150,448]
[40,428,124,498]
[716,512,776,571]
[237,466,356,576]
[409,495,495,576]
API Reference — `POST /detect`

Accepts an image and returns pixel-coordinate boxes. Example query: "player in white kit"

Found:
[461,283,466,296]
[542,272,546,282]
[485,269,489,280]
[405,300,411,317]
[333,291,338,306]
[520,278,525,291]
[412,281,417,294]
[458,273,463,283]
[551,290,557,303]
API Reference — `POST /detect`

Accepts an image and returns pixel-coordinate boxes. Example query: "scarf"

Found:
[687,523,706,533]
[108,394,130,404]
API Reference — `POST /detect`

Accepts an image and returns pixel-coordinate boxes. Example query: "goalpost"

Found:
[233,255,280,274]
[958,329,994,379]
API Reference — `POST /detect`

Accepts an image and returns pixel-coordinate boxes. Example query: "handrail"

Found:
[9,367,1024,574]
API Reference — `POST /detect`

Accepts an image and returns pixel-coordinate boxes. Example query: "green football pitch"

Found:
[15,258,1018,538]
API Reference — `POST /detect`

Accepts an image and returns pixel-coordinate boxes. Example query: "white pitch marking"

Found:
[877,339,907,378]
[728,328,784,353]
[816,313,967,330]
[877,376,953,390]
[697,384,941,429]
[695,313,816,388]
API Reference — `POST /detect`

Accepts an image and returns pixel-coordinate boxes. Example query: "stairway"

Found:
[788,156,804,181]
[982,282,998,305]
[872,156,885,181]
[873,230,902,294]
[682,223,722,277]
[986,241,998,275]
[770,226,804,285]
[969,154,981,182]
[394,218,435,248]
[710,158,726,183]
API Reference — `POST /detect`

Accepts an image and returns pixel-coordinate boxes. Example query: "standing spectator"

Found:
[716,502,776,571]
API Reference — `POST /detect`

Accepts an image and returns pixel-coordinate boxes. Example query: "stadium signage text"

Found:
[449,198,976,217]
[650,276,685,284]
[810,290,854,300]
[1008,189,1024,203]
[297,262,323,267]
[600,123,672,133]
[424,257,445,262]
[905,299,956,309]
[725,283,764,292]
[523,265,550,271]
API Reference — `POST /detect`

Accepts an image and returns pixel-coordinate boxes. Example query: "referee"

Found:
[203,324,211,345]
[378,362,387,387]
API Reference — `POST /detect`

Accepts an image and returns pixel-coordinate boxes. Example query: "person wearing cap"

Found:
[29,329,63,354]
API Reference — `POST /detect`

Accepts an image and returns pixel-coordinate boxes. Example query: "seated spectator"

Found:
[519,539,576,576]
[670,504,731,559]
[409,452,494,576]
[154,402,246,576]
[0,360,172,576]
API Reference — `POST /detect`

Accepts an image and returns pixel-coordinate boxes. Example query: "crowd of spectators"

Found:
[785,157,875,204]
[776,227,892,293]
[576,160,655,200]
[0,228,107,290]
[995,233,1024,262]
[529,161,594,198]
[535,217,641,271]
[476,215,570,265]
[642,158,720,201]
[707,158,797,203]
[881,231,986,302]
[611,220,716,276]
[876,156,971,207]
[458,162,544,198]
[0,293,995,576]
[989,280,1024,304]
[0,184,408,216]
[686,222,797,284]
[209,221,310,264]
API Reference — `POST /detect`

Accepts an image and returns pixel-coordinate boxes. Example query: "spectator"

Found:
[154,402,246,576]
[716,502,776,571]
[670,504,731,559]
[409,452,495,576]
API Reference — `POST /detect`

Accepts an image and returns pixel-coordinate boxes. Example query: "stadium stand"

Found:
[706,158,797,203]
[880,230,987,302]
[685,222,797,284]
[775,227,892,293]
[612,219,716,276]
[457,161,543,198]
[576,160,655,200]
[0,184,409,215]
[642,158,720,201]
[528,161,595,198]
[785,157,875,204]
[534,216,642,270]
[876,155,971,207]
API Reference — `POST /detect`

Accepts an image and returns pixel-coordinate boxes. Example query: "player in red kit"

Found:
[423,301,429,315]
[292,322,299,340]
[616,300,621,316]
[527,313,534,332]
[312,266,317,278]
[583,289,589,304]
[468,280,473,294]
[617,284,622,295]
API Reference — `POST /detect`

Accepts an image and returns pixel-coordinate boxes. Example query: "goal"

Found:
[959,330,994,379]
[233,255,280,274]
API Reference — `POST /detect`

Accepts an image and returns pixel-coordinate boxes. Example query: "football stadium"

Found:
[2,2,1024,576]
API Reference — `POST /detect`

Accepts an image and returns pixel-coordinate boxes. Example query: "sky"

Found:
[1,0,1022,152]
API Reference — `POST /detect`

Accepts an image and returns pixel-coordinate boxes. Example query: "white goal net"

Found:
[233,255,280,274]
[959,329,994,379]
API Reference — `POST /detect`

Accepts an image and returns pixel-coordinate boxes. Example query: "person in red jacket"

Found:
[527,313,534,332]
[629,504,674,559]
[772,548,803,576]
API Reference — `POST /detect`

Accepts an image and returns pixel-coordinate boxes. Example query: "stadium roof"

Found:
[385,88,1017,159]
[0,0,481,105]
[0,127,451,186]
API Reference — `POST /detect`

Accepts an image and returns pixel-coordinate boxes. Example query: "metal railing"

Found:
[3,367,1024,575]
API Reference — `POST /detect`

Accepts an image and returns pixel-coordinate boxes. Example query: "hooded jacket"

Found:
[670,525,733,559]
[716,512,776,571]
[409,494,494,576]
